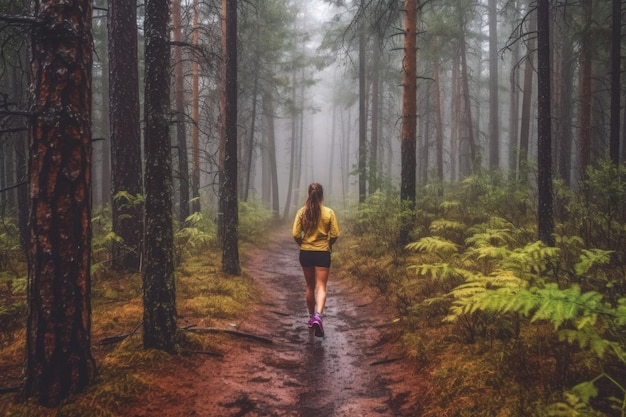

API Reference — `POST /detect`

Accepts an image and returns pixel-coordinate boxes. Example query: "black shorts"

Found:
[299,250,331,268]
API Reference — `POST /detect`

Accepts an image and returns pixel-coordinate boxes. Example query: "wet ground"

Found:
[125,233,424,416]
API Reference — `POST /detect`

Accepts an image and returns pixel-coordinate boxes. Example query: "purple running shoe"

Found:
[312,315,324,337]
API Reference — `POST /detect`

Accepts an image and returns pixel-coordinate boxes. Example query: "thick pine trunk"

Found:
[400,0,417,244]
[143,0,177,351]
[537,0,554,246]
[220,0,241,275]
[109,0,143,271]
[25,0,95,406]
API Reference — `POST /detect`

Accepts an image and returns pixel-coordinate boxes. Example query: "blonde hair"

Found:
[301,183,323,232]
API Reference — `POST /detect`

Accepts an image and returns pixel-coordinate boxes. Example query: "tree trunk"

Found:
[400,0,417,244]
[459,13,478,174]
[143,0,177,351]
[191,0,201,214]
[578,0,592,179]
[100,33,111,209]
[609,0,621,165]
[556,29,574,186]
[369,41,380,195]
[263,92,280,222]
[109,0,143,272]
[25,0,95,406]
[537,0,554,246]
[358,0,367,203]
[488,0,499,170]
[433,44,444,194]
[508,22,520,179]
[220,0,241,275]
[172,0,190,223]
[519,10,535,183]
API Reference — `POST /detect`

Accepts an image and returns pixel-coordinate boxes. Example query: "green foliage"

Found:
[238,198,273,243]
[349,191,420,259]
[174,211,217,263]
[333,166,626,416]
[563,159,626,263]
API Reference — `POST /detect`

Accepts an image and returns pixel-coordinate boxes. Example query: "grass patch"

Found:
[0,244,256,415]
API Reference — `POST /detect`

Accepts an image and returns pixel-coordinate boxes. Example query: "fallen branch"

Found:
[184,327,273,345]
[370,357,403,367]
[181,350,224,358]
[98,321,143,345]
[0,385,20,395]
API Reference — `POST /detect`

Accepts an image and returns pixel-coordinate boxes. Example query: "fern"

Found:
[574,249,613,276]
[405,236,459,258]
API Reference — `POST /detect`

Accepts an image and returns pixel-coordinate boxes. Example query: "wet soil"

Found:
[125,233,425,416]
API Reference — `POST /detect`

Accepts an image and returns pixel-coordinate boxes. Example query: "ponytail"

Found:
[301,183,324,232]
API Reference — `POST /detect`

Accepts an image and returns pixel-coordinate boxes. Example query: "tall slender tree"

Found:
[172,0,190,223]
[537,0,554,246]
[488,0,499,170]
[220,0,241,275]
[25,0,95,405]
[609,0,621,164]
[578,0,592,179]
[400,0,417,244]
[109,0,143,271]
[191,0,201,214]
[143,0,177,351]
[358,0,367,203]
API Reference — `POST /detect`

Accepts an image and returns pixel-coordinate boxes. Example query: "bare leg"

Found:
[302,267,316,315]
[314,266,330,314]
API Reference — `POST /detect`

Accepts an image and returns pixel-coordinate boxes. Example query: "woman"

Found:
[292,183,340,337]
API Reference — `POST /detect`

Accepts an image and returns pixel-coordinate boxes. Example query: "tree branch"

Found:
[0,14,40,26]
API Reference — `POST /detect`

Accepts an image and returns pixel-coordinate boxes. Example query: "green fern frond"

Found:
[559,327,613,358]
[466,245,510,262]
[439,200,462,213]
[430,219,466,234]
[465,228,514,248]
[574,249,613,276]
[405,236,459,257]
[408,263,469,282]
[500,241,560,277]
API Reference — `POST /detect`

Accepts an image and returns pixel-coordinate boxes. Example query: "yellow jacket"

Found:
[292,205,340,251]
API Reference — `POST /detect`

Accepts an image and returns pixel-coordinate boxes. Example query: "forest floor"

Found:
[121,232,425,417]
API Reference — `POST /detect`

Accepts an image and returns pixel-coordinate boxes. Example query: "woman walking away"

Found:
[292,183,340,337]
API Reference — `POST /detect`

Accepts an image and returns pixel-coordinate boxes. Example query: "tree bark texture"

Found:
[172,0,190,223]
[400,0,417,244]
[191,0,201,214]
[263,92,280,223]
[578,0,592,179]
[109,0,143,271]
[400,0,417,206]
[488,0,499,170]
[609,0,621,165]
[537,0,554,246]
[220,0,241,275]
[358,0,367,203]
[519,10,535,183]
[143,0,177,352]
[25,0,95,406]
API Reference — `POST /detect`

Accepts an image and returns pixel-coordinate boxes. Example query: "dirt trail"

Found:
[128,233,424,417]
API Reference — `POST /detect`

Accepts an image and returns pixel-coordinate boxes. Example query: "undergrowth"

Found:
[336,162,626,417]
[0,200,268,416]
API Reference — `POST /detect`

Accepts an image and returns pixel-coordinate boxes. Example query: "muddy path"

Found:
[127,232,424,416]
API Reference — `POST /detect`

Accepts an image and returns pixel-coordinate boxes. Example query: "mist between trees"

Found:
[0,0,625,409]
